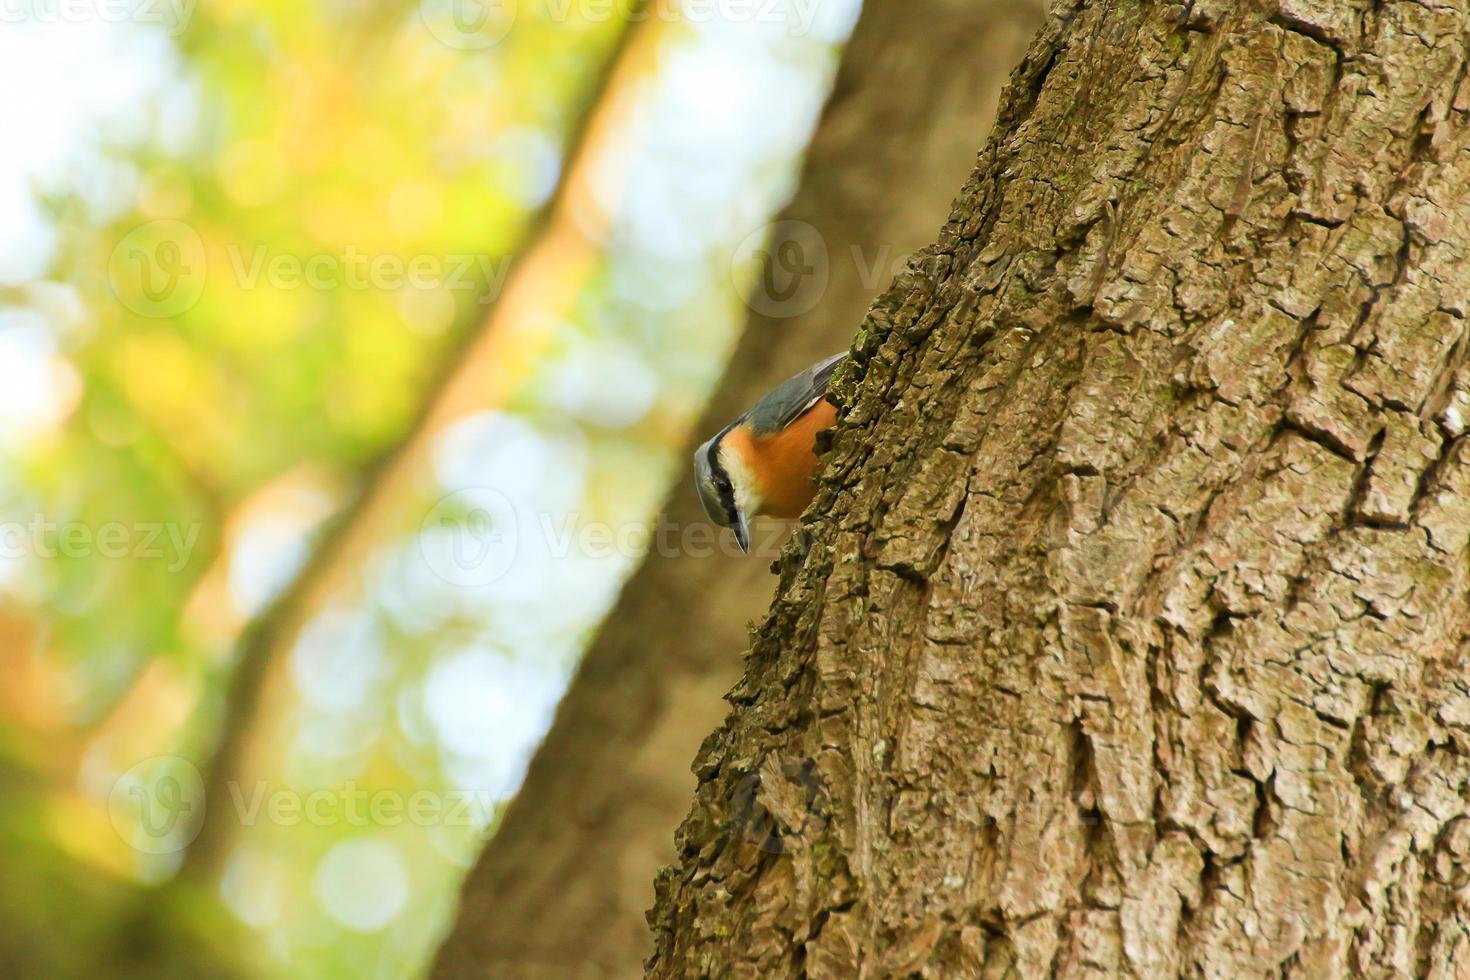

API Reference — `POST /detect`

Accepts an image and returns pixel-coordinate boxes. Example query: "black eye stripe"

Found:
[703,427,742,523]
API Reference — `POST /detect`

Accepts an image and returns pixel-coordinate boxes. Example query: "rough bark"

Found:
[429,1,1040,976]
[649,0,1470,976]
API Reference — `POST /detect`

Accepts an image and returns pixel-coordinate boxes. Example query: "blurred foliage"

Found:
[28,0,633,719]
[0,0,856,975]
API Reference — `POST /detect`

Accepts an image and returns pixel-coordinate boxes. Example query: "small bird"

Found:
[694,352,847,552]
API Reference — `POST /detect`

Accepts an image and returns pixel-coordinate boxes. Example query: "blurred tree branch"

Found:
[175,0,652,888]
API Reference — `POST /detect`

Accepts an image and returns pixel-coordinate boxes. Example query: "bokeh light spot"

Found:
[313,838,410,933]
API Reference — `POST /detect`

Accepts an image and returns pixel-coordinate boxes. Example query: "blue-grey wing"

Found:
[745,352,848,437]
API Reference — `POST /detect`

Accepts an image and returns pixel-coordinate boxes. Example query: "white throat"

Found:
[718,442,762,520]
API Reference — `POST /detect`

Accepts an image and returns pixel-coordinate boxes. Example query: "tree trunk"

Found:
[430,1,1040,976]
[649,1,1470,976]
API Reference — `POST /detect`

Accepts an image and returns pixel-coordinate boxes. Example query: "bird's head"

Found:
[693,425,759,553]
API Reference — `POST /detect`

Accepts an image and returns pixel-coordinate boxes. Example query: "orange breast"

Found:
[750,399,838,519]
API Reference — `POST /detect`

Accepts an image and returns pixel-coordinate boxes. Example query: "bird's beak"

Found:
[733,512,751,554]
